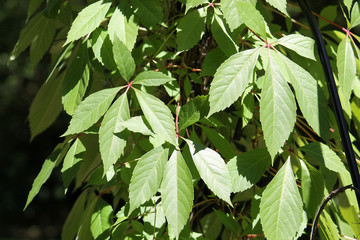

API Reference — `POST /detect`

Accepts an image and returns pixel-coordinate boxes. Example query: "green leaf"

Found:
[65,0,112,45]
[276,34,316,60]
[344,0,354,14]
[200,126,235,160]
[99,93,130,174]
[133,71,175,86]
[62,42,90,115]
[211,14,238,56]
[113,36,135,81]
[179,95,209,131]
[351,2,360,28]
[120,116,153,135]
[200,212,222,239]
[221,0,255,31]
[201,48,227,76]
[319,210,340,239]
[90,198,113,239]
[227,148,271,193]
[131,0,163,28]
[185,139,232,205]
[208,48,260,116]
[29,70,64,140]
[260,49,296,159]
[25,141,70,209]
[77,193,98,240]
[265,0,289,16]
[186,0,208,13]
[108,2,138,51]
[61,138,86,189]
[300,160,325,218]
[63,87,121,136]
[280,53,329,140]
[260,159,305,240]
[213,209,240,235]
[28,0,44,19]
[91,29,117,70]
[177,8,206,51]
[135,88,177,146]
[337,37,356,101]
[129,147,168,213]
[161,150,194,239]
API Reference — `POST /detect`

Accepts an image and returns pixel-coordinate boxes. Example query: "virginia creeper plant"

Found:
[12,0,360,239]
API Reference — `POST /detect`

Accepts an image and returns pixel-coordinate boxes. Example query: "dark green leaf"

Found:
[211,14,238,56]
[179,95,209,131]
[131,0,163,28]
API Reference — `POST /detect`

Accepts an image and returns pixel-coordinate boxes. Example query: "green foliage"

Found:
[15,0,360,239]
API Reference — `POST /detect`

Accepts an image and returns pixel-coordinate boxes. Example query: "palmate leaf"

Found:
[65,0,112,45]
[177,8,206,51]
[91,29,117,71]
[260,159,305,240]
[208,48,260,116]
[133,71,176,86]
[185,139,232,205]
[135,89,177,146]
[25,140,71,209]
[99,93,130,174]
[260,49,296,159]
[108,2,138,51]
[161,150,194,239]
[220,0,256,31]
[276,34,316,60]
[113,37,135,81]
[131,0,163,28]
[90,197,113,239]
[337,37,356,101]
[63,87,121,136]
[129,147,168,213]
[120,116,153,135]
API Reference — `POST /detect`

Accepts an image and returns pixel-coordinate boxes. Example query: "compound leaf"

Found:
[276,34,316,60]
[113,37,135,81]
[90,197,113,239]
[133,71,175,86]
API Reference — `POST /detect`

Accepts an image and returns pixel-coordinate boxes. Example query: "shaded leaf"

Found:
[179,95,209,131]
[133,71,175,86]
[211,14,238,56]
[91,28,117,70]
[186,0,208,13]
[201,48,227,76]
[213,209,240,235]
[90,198,113,239]
[132,0,163,28]
[201,126,235,160]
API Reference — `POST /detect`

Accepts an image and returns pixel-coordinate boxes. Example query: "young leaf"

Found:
[25,141,71,209]
[177,8,206,51]
[179,95,209,131]
[120,116,153,135]
[62,42,90,115]
[260,159,305,240]
[90,197,113,239]
[211,14,238,56]
[29,70,64,140]
[185,139,232,206]
[337,37,356,101]
[108,2,138,51]
[99,93,130,174]
[227,148,271,193]
[133,71,175,86]
[63,87,121,136]
[265,0,289,16]
[161,150,194,239]
[131,0,163,28]
[185,0,208,13]
[113,36,135,81]
[65,0,112,45]
[276,34,316,60]
[129,147,168,213]
[135,89,177,146]
[260,49,296,159]
[208,48,260,116]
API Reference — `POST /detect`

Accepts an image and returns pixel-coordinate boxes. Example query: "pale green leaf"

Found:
[91,29,117,70]
[62,42,90,115]
[135,89,177,146]
[120,116,153,135]
[276,34,316,60]
[113,36,135,81]
[265,0,289,16]
[63,87,121,136]
[133,71,175,86]
[260,49,296,159]
[179,95,209,131]
[161,150,194,239]
[186,0,208,13]
[129,147,168,213]
[132,0,163,28]
[65,0,112,45]
[211,14,238,56]
[300,160,325,218]
[177,8,206,51]
[99,93,130,174]
[61,138,86,189]
[208,48,260,116]
[344,0,354,13]
[185,139,232,205]
[337,37,356,101]
[25,141,70,209]
[90,198,113,239]
[108,2,138,51]
[260,159,305,240]
[227,148,271,193]
[280,53,329,140]
[351,2,360,28]
[29,71,64,140]
[201,126,235,160]
[220,0,256,31]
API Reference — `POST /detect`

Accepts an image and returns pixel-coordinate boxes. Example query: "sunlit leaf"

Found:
[120,116,153,135]
[133,71,175,86]
[113,37,135,81]
[90,197,113,239]
[276,34,316,60]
